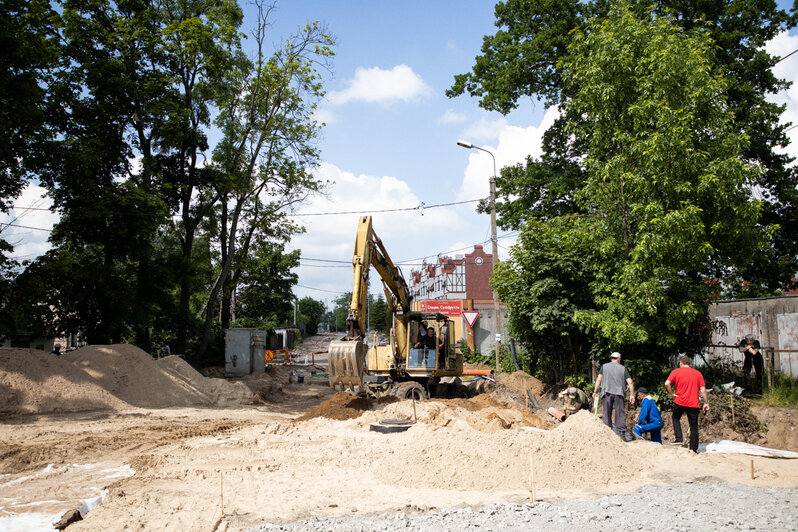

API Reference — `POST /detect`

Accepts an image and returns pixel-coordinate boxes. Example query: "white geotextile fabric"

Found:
[698,440,798,458]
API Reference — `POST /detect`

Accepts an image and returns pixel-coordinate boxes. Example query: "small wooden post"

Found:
[767,349,774,391]
[750,460,754,480]
[731,394,735,428]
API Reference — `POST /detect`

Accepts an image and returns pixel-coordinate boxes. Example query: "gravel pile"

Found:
[250,480,797,531]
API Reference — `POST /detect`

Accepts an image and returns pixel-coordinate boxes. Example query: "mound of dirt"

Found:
[296,392,397,421]
[0,348,130,414]
[64,345,213,408]
[240,372,285,403]
[157,356,252,407]
[531,410,652,488]
[499,371,545,398]
[1,345,258,415]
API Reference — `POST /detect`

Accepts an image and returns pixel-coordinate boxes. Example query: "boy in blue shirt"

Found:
[633,387,663,443]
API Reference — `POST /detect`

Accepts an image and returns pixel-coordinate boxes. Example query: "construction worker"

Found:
[632,387,663,443]
[559,387,589,415]
[593,351,635,440]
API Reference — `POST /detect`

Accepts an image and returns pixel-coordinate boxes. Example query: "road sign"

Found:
[463,310,479,328]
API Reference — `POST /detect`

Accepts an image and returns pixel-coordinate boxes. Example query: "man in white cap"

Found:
[593,352,635,440]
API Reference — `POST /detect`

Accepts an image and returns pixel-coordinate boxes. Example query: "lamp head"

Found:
[456,140,473,149]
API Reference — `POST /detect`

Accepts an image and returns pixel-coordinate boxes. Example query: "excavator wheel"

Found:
[392,381,427,401]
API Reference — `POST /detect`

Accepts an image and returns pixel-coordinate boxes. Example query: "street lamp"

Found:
[457,139,502,374]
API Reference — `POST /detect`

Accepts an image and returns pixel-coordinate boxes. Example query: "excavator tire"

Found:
[391,381,427,401]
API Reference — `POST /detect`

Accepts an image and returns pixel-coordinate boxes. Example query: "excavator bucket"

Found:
[328,339,367,391]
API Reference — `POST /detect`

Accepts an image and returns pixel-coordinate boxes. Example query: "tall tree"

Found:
[449,0,797,295]
[197,2,333,357]
[490,2,768,368]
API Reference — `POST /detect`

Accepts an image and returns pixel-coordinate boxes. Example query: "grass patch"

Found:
[757,373,798,408]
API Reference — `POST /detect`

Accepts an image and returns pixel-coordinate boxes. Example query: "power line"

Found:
[0,222,52,232]
[295,284,345,294]
[291,197,483,217]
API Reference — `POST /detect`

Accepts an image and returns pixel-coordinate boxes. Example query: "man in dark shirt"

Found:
[738,334,764,394]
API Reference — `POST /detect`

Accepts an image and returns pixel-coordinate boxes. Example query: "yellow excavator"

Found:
[328,216,466,400]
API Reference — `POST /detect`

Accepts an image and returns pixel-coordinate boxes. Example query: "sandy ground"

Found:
[1,334,797,531]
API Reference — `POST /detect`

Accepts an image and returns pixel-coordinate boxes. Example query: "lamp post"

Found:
[457,140,502,374]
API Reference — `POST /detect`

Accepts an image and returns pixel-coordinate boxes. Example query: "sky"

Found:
[3,1,798,313]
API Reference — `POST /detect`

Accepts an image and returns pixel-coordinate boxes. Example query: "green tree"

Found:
[449,0,797,295]
[197,3,333,357]
[235,243,299,327]
[0,0,58,218]
[297,296,325,336]
[490,2,768,372]
[370,295,390,333]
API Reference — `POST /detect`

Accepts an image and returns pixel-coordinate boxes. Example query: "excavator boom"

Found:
[329,216,412,390]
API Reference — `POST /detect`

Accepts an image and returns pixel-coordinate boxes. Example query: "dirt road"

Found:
[1,335,796,531]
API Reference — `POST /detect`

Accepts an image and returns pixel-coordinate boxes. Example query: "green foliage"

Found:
[1,0,335,360]
[236,244,299,326]
[759,373,798,408]
[452,0,797,295]
[458,339,485,366]
[297,297,325,336]
[467,1,781,382]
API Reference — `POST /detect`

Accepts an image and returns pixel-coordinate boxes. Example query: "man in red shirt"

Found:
[665,355,710,452]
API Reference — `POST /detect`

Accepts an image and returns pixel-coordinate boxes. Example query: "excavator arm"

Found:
[330,216,412,390]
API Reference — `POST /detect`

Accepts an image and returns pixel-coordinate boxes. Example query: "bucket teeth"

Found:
[328,340,366,391]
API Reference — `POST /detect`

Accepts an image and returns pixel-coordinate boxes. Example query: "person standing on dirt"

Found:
[738,334,764,394]
[51,343,62,356]
[632,387,663,443]
[665,355,710,452]
[592,352,635,440]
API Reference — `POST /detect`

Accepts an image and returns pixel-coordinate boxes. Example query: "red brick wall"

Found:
[465,245,494,300]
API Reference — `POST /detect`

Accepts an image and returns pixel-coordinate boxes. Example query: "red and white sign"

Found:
[418,299,463,317]
[463,311,480,328]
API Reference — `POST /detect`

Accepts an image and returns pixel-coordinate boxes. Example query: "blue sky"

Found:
[4,1,798,313]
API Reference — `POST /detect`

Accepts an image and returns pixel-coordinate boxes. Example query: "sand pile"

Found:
[295,401,665,493]
[64,346,214,408]
[0,348,129,414]
[0,345,256,415]
[529,410,656,488]
[157,356,252,407]
[499,370,545,398]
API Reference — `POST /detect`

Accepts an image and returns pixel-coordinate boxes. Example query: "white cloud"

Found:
[461,115,509,143]
[312,106,336,125]
[0,184,58,262]
[765,30,798,163]
[456,106,560,201]
[326,65,432,106]
[287,162,472,300]
[436,109,468,125]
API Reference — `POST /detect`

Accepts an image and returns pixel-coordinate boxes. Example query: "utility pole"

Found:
[458,140,502,373]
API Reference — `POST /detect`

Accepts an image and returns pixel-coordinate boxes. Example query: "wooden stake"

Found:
[220,470,224,515]
[529,455,536,502]
[750,460,754,480]
[731,394,735,428]
[412,395,417,423]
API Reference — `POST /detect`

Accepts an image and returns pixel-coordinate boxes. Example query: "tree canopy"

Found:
[1,0,335,364]
[460,0,789,377]
[450,0,797,297]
